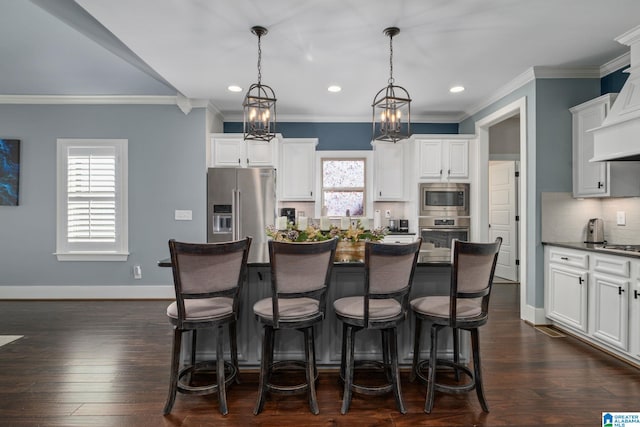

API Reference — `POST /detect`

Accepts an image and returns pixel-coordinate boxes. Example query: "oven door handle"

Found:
[421,227,469,232]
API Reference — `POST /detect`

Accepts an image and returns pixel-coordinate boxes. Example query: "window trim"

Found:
[55,139,129,261]
[315,150,373,218]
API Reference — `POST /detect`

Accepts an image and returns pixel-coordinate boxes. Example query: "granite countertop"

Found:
[542,241,640,259]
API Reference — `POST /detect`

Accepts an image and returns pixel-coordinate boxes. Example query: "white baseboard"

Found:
[0,285,174,300]
[521,303,547,325]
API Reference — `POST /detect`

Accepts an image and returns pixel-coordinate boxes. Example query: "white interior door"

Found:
[489,161,519,281]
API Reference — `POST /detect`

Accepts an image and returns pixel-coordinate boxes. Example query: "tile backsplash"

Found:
[541,192,640,243]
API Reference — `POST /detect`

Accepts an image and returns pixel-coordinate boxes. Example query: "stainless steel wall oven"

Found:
[419,217,470,263]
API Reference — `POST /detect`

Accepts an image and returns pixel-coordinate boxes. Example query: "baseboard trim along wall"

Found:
[0,286,175,300]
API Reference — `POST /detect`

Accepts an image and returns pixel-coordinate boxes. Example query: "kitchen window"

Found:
[55,139,129,261]
[321,158,366,216]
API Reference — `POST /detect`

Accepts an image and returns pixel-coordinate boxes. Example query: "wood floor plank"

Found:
[0,287,639,426]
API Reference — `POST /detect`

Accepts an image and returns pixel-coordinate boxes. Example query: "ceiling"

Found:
[2,1,640,122]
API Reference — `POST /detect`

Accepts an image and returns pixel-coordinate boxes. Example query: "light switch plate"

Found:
[175,210,192,221]
[616,211,626,226]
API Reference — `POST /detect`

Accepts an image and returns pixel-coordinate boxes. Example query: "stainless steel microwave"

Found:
[419,183,470,217]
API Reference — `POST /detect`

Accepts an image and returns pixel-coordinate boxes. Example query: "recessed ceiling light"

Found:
[450,86,465,93]
[227,85,243,92]
[328,85,342,93]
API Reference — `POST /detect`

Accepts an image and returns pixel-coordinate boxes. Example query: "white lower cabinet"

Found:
[591,255,630,351]
[630,263,640,360]
[381,234,415,244]
[545,245,639,364]
[545,248,588,333]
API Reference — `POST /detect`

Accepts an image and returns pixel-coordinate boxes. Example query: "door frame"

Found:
[473,97,530,322]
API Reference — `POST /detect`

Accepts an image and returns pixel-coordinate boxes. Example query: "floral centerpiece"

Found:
[266,219,387,261]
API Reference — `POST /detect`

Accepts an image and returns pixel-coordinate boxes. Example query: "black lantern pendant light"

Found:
[243,26,277,142]
[372,27,411,143]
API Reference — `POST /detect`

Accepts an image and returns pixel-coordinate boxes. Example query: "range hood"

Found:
[591,24,640,161]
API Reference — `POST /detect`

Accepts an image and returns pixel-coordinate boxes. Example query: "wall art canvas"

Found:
[0,139,20,206]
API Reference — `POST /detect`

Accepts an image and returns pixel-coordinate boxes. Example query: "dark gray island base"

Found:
[159,256,460,368]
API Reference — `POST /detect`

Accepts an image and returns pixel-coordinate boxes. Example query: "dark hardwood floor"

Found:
[0,284,639,426]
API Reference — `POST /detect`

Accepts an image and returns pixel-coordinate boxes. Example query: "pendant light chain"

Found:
[388,33,394,85]
[257,32,262,85]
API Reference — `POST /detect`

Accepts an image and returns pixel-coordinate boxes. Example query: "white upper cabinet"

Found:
[571,94,640,197]
[210,134,277,168]
[279,138,317,201]
[417,138,469,181]
[372,140,405,201]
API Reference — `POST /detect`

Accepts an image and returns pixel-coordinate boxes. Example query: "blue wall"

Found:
[0,104,206,288]
[601,66,629,95]
[223,122,458,150]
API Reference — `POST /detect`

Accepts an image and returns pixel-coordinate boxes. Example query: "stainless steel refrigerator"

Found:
[207,167,276,263]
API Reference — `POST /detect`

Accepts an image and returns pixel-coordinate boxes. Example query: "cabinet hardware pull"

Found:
[560,256,569,260]
[247,158,249,165]
[238,158,241,164]
[310,191,313,196]
[257,271,263,281]
[597,181,603,189]
[578,277,584,284]
[448,169,451,176]
[439,169,442,175]
[635,290,639,299]
[618,286,625,295]
[380,191,382,196]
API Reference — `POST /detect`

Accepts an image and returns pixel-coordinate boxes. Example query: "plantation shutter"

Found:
[66,146,117,244]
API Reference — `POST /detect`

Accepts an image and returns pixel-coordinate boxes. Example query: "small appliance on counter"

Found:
[398,219,409,232]
[585,218,605,243]
[388,219,398,232]
[280,207,296,224]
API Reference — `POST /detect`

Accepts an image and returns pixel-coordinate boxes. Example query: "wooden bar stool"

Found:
[410,237,501,413]
[333,239,421,414]
[163,237,251,416]
[253,238,338,415]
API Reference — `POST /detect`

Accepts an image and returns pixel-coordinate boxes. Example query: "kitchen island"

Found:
[159,248,458,368]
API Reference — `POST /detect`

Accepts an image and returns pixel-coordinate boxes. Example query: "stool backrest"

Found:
[450,237,502,325]
[363,238,422,326]
[169,237,252,323]
[268,238,338,326]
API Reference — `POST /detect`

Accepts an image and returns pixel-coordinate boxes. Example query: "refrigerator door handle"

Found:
[235,189,241,240]
[231,189,237,241]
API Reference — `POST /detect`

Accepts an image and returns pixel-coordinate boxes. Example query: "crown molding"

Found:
[600,52,630,77]
[0,94,181,105]
[461,67,536,122]
[532,66,601,78]
[222,112,462,123]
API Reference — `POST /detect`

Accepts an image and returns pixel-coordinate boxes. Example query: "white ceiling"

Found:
[3,1,640,122]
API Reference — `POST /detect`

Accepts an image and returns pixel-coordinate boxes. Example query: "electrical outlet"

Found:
[175,210,192,221]
[385,210,391,218]
[617,211,626,226]
[133,265,142,279]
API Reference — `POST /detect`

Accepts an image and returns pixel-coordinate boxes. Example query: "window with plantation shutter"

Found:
[56,139,129,261]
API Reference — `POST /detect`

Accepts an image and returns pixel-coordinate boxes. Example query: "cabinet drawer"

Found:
[548,248,588,269]
[382,235,415,244]
[593,255,630,278]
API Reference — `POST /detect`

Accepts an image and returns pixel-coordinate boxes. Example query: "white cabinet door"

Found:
[447,140,469,179]
[545,248,589,336]
[571,95,611,197]
[373,141,405,200]
[279,139,317,201]
[418,140,443,179]
[210,135,276,167]
[246,140,277,167]
[212,137,245,167]
[417,139,469,181]
[630,263,640,360]
[592,273,629,351]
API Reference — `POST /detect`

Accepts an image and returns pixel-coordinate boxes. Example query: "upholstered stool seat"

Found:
[333,239,421,415]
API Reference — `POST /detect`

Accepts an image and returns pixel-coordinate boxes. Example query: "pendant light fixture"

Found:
[243,26,277,142]
[372,27,411,143]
